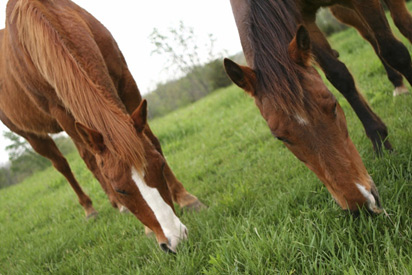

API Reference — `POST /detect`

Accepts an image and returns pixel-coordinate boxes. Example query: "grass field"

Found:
[1,8,412,275]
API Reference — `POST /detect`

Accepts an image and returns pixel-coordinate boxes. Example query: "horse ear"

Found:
[131,99,147,132]
[224,58,257,96]
[288,25,311,66]
[75,122,106,154]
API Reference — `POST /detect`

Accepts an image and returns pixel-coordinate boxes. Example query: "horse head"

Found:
[225,26,382,214]
[76,100,187,253]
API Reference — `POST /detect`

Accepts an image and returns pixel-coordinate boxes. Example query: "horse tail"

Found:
[10,0,146,172]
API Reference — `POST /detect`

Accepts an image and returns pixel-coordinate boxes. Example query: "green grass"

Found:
[1,8,412,275]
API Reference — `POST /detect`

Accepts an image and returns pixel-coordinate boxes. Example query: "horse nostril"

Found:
[160,243,176,254]
[350,207,380,217]
[370,184,382,208]
[356,182,382,214]
[368,183,383,214]
[366,207,382,215]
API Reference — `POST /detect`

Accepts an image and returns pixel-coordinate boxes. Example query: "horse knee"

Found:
[52,157,71,174]
[393,16,412,42]
[379,40,412,72]
[324,61,356,95]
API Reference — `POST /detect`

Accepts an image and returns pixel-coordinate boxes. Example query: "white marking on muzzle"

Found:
[131,168,187,252]
[355,183,381,213]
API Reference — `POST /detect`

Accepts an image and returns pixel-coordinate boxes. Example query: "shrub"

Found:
[316,8,348,36]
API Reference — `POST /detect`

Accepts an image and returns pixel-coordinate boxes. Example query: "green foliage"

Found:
[1,132,76,187]
[316,8,348,36]
[150,21,218,95]
[144,57,233,119]
[0,165,13,188]
[54,135,77,156]
[4,132,50,184]
[205,59,233,92]
[1,4,412,274]
[147,21,232,119]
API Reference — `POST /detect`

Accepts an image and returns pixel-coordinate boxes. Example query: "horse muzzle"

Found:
[159,225,188,254]
[354,181,383,215]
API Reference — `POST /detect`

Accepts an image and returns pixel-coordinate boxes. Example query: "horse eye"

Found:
[333,102,337,116]
[115,188,129,196]
[276,136,291,144]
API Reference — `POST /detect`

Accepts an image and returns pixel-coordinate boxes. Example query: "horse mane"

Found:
[247,0,312,116]
[10,0,146,172]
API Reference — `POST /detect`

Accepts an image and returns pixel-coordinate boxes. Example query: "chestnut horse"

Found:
[298,0,412,154]
[0,0,203,253]
[225,0,382,213]
[330,0,412,97]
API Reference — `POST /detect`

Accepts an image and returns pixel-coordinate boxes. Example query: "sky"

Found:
[0,0,243,165]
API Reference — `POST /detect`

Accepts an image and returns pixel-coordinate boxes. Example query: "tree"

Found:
[149,21,225,100]
[316,8,347,36]
[204,59,233,92]
[0,165,13,189]
[4,132,50,182]
[2,131,75,184]
[146,21,233,119]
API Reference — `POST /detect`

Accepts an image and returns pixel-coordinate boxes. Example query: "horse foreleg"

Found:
[49,105,126,212]
[330,5,409,96]
[0,111,96,218]
[143,125,206,211]
[27,134,97,218]
[304,20,392,154]
[352,0,412,86]
[384,0,412,44]
[74,142,127,212]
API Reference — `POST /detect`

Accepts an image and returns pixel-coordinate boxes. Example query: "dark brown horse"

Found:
[298,0,412,154]
[330,0,412,96]
[225,0,382,213]
[0,0,203,253]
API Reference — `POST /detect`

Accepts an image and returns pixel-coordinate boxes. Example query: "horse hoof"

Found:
[393,85,409,96]
[182,199,207,212]
[119,205,130,214]
[86,210,98,220]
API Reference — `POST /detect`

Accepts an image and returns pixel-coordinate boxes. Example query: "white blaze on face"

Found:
[131,168,188,252]
[294,114,309,126]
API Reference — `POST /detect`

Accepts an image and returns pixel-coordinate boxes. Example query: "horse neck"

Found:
[231,0,302,68]
[8,0,147,172]
[233,0,310,116]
